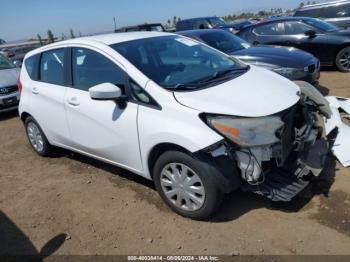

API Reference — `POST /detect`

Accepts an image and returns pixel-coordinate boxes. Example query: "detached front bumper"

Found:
[324,96,350,167]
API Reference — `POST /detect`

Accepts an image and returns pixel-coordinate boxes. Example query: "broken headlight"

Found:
[206,115,284,148]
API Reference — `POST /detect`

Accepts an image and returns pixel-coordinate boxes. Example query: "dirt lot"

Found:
[1,71,350,256]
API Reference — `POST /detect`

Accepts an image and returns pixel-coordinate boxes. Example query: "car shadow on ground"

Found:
[65,151,155,190]
[0,111,19,121]
[55,148,338,223]
[211,154,337,222]
[317,84,330,96]
[0,211,66,259]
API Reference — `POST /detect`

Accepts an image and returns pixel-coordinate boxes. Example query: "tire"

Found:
[335,46,350,72]
[153,151,224,220]
[25,116,52,156]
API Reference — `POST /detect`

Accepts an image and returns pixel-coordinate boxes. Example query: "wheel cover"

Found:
[338,47,350,71]
[27,122,44,152]
[160,163,205,211]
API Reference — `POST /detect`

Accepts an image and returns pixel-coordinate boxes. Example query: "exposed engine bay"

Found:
[235,93,324,185]
[204,81,350,202]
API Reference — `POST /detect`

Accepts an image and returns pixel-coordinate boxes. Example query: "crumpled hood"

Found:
[0,68,20,87]
[232,45,317,68]
[174,66,300,117]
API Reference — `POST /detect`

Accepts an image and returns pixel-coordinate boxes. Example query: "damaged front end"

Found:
[201,81,348,202]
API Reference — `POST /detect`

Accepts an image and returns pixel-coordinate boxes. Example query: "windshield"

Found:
[0,54,15,70]
[111,36,248,90]
[304,18,339,32]
[199,31,250,53]
[208,17,227,27]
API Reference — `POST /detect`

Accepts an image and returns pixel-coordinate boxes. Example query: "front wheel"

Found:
[335,47,350,72]
[25,116,52,156]
[153,151,223,220]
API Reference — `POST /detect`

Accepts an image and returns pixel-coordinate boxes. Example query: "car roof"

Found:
[118,23,164,30]
[240,16,316,30]
[29,32,175,54]
[298,0,350,10]
[69,31,174,45]
[178,16,217,22]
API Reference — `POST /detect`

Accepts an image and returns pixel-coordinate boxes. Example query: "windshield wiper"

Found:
[198,66,249,84]
[171,83,201,90]
[167,66,249,91]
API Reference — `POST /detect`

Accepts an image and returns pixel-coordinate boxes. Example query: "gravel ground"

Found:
[0,71,349,256]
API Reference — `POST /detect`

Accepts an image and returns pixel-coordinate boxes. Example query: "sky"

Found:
[2,0,317,42]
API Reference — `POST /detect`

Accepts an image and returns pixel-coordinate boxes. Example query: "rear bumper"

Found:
[0,92,19,113]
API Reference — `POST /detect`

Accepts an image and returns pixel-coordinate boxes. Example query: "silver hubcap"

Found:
[27,122,44,152]
[339,48,350,71]
[160,163,205,211]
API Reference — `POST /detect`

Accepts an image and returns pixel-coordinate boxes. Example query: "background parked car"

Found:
[0,53,20,113]
[0,48,15,59]
[294,0,350,29]
[0,39,6,45]
[179,29,320,84]
[9,46,38,64]
[176,16,236,32]
[229,19,256,31]
[116,23,166,33]
[237,17,350,72]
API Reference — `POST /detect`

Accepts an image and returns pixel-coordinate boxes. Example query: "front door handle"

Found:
[67,97,80,106]
[32,87,39,95]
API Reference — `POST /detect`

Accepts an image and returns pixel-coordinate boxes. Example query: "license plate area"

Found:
[3,97,18,105]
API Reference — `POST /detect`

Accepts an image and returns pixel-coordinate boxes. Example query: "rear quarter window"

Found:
[295,8,323,18]
[323,3,350,18]
[24,54,39,80]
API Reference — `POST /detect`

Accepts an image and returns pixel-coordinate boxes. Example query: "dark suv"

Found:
[294,0,350,29]
[176,17,236,32]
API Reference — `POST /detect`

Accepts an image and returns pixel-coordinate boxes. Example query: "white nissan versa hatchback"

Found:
[19,32,349,219]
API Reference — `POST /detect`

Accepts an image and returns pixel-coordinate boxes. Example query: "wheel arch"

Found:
[147,143,191,180]
[146,141,241,194]
[20,111,32,123]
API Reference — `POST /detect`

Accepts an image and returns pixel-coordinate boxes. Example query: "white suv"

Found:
[18,32,346,219]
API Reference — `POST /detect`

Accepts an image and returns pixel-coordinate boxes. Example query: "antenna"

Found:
[113,17,117,32]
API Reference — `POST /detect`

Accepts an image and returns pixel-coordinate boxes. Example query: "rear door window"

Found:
[39,49,65,85]
[284,21,314,35]
[295,8,323,17]
[323,3,350,18]
[253,22,284,35]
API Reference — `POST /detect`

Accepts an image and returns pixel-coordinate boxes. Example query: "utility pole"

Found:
[113,16,117,32]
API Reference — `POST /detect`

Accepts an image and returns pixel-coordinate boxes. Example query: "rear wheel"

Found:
[25,117,52,156]
[153,151,223,220]
[335,47,350,72]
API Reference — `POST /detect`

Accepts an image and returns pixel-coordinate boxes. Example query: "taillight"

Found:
[18,75,23,96]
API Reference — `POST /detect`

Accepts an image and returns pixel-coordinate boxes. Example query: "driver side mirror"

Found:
[304,30,316,39]
[89,83,122,100]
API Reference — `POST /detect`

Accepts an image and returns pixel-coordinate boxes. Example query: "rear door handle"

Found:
[32,87,39,95]
[67,97,80,106]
